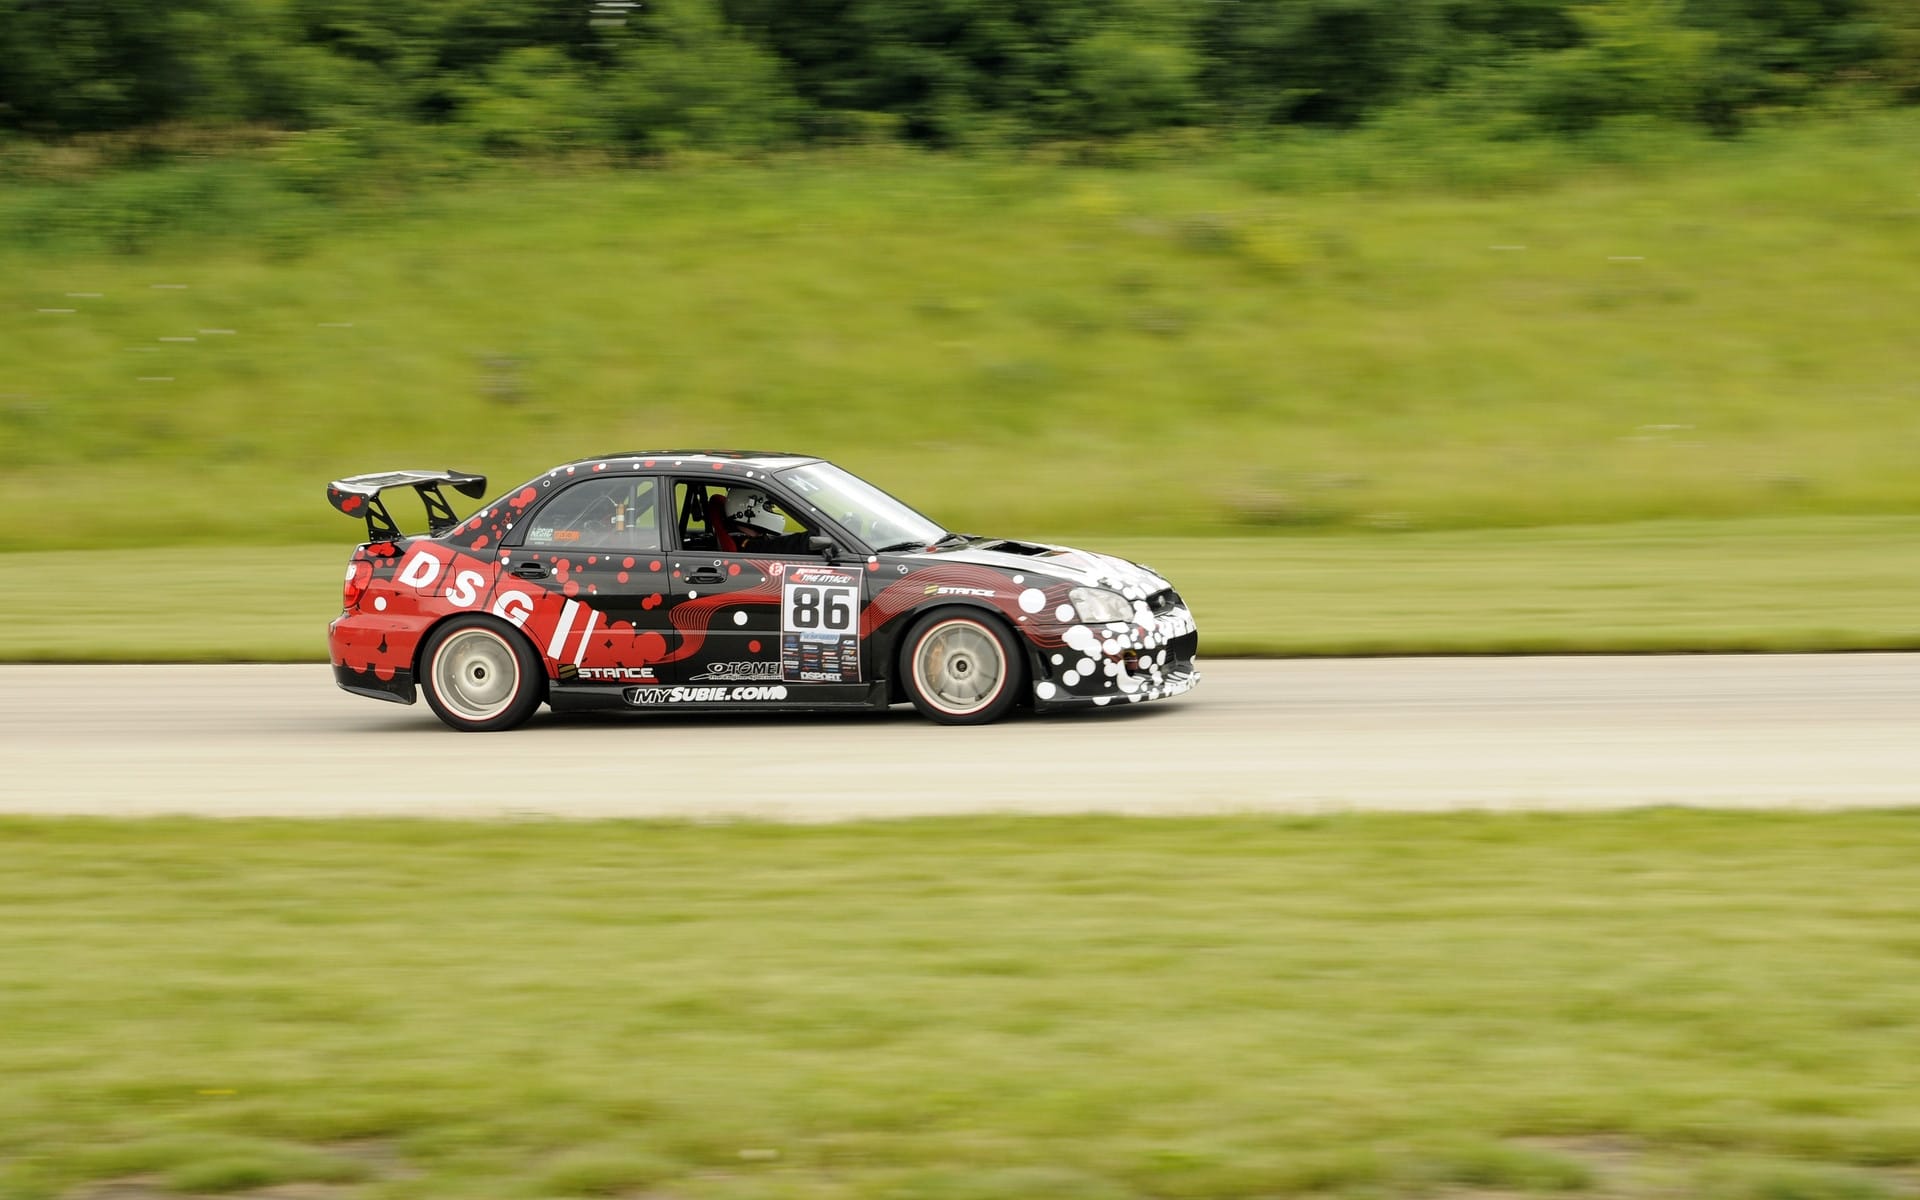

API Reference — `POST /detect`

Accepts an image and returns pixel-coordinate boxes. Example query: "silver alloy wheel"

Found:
[430,627,521,723]
[913,619,1006,716]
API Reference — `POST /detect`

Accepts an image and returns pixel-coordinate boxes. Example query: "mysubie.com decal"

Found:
[623,685,791,705]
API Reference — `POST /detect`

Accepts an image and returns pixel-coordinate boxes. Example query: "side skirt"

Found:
[548,681,891,713]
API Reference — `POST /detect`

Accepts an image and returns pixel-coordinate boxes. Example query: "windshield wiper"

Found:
[871,540,928,554]
[933,532,974,548]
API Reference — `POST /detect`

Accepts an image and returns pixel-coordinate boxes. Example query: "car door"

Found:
[663,478,869,703]
[505,473,676,688]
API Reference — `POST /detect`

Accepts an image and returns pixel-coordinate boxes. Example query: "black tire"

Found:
[899,609,1024,726]
[418,615,545,732]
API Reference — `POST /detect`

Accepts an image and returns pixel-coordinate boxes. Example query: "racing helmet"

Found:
[723,487,784,535]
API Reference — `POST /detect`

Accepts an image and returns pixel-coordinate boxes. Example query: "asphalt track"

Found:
[2,655,1917,819]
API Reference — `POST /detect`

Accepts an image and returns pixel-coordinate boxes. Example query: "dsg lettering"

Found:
[397,548,489,610]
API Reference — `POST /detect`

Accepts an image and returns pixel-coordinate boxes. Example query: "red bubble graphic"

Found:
[617,572,629,583]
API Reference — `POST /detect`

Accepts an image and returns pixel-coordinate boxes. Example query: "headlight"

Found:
[1068,586,1132,623]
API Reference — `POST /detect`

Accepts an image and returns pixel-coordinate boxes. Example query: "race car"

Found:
[327,451,1199,731]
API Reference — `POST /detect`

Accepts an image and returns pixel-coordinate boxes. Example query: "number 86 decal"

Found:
[785,584,857,633]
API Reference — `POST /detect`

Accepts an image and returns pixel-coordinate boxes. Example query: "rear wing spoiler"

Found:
[327,470,488,540]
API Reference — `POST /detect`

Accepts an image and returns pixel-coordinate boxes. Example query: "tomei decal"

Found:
[623,685,791,705]
[692,661,783,682]
[781,564,862,684]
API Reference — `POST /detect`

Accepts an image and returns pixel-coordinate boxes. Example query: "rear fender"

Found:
[412,611,549,703]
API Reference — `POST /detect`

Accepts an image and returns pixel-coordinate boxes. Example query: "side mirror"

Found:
[808,535,838,563]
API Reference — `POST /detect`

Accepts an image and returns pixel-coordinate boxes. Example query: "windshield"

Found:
[778,462,946,551]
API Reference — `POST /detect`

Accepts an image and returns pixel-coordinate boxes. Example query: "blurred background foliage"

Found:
[0,0,1916,156]
[2,0,1918,553]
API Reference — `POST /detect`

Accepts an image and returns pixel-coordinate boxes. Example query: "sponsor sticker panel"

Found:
[781,565,862,684]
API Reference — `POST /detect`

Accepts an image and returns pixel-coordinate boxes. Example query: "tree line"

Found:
[2,0,1916,153]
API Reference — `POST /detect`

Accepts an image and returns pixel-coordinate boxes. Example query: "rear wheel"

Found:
[901,610,1023,725]
[420,616,544,732]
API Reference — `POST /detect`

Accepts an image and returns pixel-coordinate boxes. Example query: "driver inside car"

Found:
[724,487,811,554]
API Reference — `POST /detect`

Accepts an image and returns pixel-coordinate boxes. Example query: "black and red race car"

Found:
[327,452,1199,731]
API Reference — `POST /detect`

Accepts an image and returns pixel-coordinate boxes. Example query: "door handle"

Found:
[686,566,725,584]
[511,561,549,580]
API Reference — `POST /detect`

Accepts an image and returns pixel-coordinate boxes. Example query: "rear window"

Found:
[522,476,662,551]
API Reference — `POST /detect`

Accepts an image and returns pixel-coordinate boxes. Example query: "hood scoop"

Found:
[979,540,1055,557]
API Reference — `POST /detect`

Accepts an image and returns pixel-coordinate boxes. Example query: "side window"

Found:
[522,477,661,551]
[674,481,719,551]
[674,479,813,553]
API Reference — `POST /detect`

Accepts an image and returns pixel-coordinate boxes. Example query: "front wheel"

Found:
[419,616,545,732]
[900,610,1024,725]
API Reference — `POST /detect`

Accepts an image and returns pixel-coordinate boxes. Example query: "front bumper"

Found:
[1030,604,1200,710]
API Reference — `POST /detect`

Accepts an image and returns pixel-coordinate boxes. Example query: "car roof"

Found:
[560,450,822,471]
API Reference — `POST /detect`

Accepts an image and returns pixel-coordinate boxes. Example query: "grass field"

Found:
[5,514,1918,661]
[3,812,1919,1200]
[3,113,1919,552]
